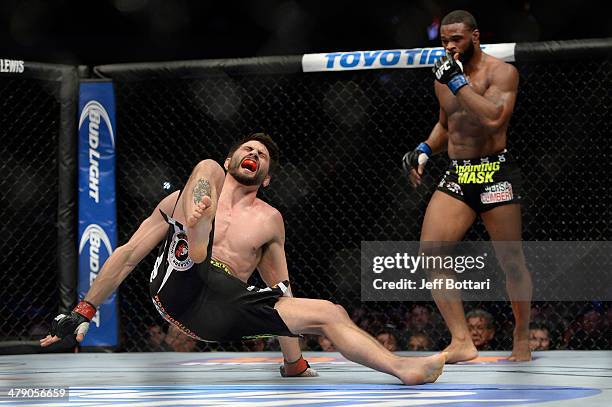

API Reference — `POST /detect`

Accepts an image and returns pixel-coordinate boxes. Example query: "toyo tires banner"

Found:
[77,81,118,347]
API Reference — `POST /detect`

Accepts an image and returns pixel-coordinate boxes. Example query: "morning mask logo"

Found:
[78,101,115,203]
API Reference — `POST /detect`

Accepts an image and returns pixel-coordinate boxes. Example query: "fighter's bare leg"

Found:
[275,297,446,385]
[421,191,478,363]
[181,159,225,263]
[481,204,532,361]
[257,269,302,364]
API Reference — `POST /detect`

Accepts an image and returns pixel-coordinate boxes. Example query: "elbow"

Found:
[437,121,449,134]
[482,108,505,130]
[117,244,138,270]
[116,244,131,260]
[482,119,501,130]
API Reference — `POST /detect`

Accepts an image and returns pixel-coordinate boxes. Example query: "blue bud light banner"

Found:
[77,81,118,346]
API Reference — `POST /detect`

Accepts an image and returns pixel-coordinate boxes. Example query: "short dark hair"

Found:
[441,10,478,30]
[375,328,398,338]
[227,132,280,174]
[529,322,551,333]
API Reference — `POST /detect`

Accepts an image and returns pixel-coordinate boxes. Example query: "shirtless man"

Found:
[403,10,532,363]
[42,133,446,385]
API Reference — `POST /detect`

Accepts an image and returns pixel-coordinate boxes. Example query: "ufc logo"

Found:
[435,60,451,80]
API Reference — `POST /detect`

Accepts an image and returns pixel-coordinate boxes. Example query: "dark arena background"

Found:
[0,1,611,406]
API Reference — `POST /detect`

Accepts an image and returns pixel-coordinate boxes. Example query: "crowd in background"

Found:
[141,302,611,353]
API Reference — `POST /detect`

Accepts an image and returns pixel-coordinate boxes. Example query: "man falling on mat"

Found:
[42,133,446,385]
[403,10,532,363]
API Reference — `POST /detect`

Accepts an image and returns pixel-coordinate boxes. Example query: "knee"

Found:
[419,242,454,258]
[498,250,527,281]
[334,303,350,320]
[320,301,350,324]
[193,159,224,185]
[503,261,521,281]
[194,159,223,175]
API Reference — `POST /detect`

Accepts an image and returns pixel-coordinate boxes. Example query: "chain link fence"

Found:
[0,76,61,343]
[0,55,608,353]
[107,58,610,352]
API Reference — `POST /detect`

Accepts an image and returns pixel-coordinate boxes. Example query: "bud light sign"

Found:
[78,81,118,346]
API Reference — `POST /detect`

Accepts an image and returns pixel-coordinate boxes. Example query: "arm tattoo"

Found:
[193,179,211,204]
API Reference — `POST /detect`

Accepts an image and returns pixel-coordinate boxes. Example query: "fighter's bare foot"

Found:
[396,352,447,385]
[186,195,213,227]
[186,178,215,227]
[508,338,531,361]
[185,178,217,262]
[443,340,478,363]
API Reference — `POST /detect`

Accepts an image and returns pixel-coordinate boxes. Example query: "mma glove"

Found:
[402,142,432,175]
[433,52,468,95]
[280,356,319,377]
[50,300,96,341]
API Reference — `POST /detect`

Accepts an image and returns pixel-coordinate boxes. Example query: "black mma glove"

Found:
[433,52,468,94]
[50,300,96,341]
[402,142,432,175]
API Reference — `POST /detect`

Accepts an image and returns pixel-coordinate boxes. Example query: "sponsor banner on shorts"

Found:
[78,81,118,346]
[361,241,612,301]
[168,230,194,271]
[302,43,515,72]
[481,181,514,204]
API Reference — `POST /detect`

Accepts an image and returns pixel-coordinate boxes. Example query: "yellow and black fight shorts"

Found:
[437,149,522,213]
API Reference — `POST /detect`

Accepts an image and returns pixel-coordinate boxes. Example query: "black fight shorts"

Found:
[437,149,522,213]
[151,259,295,342]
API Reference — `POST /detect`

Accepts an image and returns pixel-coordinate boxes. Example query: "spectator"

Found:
[563,307,607,349]
[404,304,432,333]
[529,322,552,351]
[351,307,367,323]
[376,330,398,352]
[357,311,384,334]
[242,339,266,352]
[466,309,496,350]
[407,333,432,351]
[531,303,565,334]
[299,334,320,351]
[147,324,167,351]
[398,304,445,349]
[603,306,612,332]
[164,324,198,352]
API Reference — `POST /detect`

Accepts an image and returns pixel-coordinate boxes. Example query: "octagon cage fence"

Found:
[0,38,610,354]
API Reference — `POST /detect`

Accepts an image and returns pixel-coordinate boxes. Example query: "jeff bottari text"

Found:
[371,253,490,291]
[373,278,491,290]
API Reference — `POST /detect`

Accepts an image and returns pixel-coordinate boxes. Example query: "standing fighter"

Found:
[42,133,446,385]
[403,10,532,362]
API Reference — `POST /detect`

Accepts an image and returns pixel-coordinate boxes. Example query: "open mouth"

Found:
[241,158,258,172]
